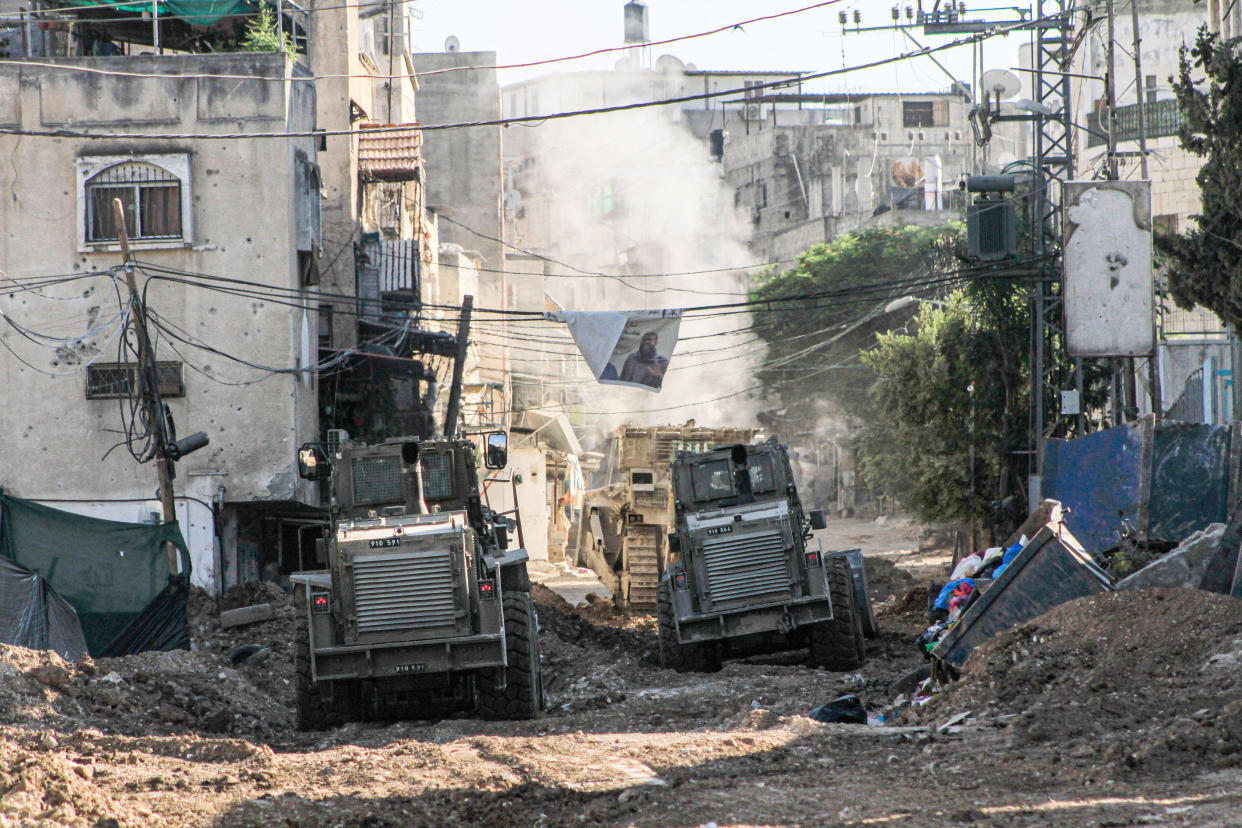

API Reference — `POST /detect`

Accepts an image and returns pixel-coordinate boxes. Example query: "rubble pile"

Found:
[911,588,1242,776]
[0,582,298,743]
[531,585,660,712]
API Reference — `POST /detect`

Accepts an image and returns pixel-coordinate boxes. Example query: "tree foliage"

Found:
[1156,27,1242,328]
[749,224,962,413]
[858,282,1030,524]
[238,2,295,54]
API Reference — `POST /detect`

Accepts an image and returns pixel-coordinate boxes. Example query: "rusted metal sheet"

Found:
[1043,417,1238,556]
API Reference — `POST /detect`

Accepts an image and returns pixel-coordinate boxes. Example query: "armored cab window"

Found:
[419,451,455,501]
[690,459,734,501]
[749,456,777,493]
[351,455,404,504]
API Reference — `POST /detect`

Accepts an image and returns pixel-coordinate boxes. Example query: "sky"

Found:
[410,0,1032,99]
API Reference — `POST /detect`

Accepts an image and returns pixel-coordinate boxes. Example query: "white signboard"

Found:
[1063,180,1154,357]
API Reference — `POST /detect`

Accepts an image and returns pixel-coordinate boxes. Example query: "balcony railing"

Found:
[1086,99,1184,147]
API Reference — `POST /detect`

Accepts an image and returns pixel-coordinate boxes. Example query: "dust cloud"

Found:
[506,61,765,436]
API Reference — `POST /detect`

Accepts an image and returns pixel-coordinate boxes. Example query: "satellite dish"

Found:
[981,69,1021,101]
[444,35,461,53]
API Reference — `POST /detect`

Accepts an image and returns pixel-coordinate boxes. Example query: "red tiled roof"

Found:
[358,124,422,181]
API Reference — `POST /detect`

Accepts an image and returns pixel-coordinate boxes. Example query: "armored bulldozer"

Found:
[291,432,544,729]
[658,441,869,672]
[578,424,757,610]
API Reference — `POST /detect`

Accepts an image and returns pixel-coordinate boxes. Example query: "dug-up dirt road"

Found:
[3,517,1242,827]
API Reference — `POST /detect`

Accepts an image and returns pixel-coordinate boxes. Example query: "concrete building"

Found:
[412,51,504,278]
[0,53,321,592]
[717,92,977,263]
[413,50,513,431]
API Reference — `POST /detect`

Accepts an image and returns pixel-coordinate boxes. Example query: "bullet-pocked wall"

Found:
[0,54,321,592]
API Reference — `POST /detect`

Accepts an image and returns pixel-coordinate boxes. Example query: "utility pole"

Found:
[1129,0,1161,416]
[442,294,473,439]
[113,198,179,574]
[1103,0,1138,420]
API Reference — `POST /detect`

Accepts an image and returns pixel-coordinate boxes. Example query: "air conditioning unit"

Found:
[744,103,764,121]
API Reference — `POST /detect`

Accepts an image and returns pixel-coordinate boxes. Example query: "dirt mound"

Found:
[877,585,928,620]
[865,558,918,604]
[0,584,296,743]
[531,584,660,713]
[0,737,125,827]
[531,584,655,660]
[915,588,1242,777]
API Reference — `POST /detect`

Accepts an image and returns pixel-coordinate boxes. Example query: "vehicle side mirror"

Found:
[485,431,508,469]
[297,443,332,481]
[808,509,827,531]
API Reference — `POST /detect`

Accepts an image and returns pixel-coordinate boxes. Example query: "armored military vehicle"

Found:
[658,442,868,672]
[291,432,544,729]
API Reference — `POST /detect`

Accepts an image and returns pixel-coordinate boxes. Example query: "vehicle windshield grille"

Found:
[352,455,403,504]
[420,452,454,500]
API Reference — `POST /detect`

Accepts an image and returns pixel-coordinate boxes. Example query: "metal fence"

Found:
[1086,99,1183,148]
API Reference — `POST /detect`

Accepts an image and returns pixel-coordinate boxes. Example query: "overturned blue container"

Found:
[931,523,1113,671]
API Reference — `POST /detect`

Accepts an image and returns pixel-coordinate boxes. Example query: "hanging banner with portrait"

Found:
[545,309,682,392]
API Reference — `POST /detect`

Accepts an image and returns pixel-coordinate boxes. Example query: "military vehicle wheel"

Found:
[294,588,362,731]
[809,556,867,670]
[478,590,544,720]
[657,580,721,673]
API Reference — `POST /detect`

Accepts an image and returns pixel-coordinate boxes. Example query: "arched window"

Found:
[85,161,182,242]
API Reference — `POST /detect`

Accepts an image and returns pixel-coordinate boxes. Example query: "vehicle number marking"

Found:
[393,663,426,673]
[369,538,401,548]
[706,525,733,535]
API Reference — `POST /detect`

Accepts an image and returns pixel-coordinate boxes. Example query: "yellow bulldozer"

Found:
[574,423,757,610]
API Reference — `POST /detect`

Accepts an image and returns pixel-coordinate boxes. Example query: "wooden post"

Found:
[112,198,180,575]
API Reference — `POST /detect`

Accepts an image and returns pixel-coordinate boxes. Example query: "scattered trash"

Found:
[809,694,867,724]
[949,554,982,580]
[936,710,971,732]
[932,524,1112,672]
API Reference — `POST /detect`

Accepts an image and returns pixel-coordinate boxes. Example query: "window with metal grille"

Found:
[86,362,184,399]
[84,161,182,243]
[902,101,935,128]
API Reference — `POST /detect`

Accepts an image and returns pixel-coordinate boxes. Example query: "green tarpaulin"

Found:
[50,0,256,27]
[0,494,190,656]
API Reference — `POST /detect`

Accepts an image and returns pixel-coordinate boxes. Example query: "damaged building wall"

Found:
[0,54,320,592]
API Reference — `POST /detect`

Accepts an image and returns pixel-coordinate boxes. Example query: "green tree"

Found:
[1156,27,1242,327]
[238,2,295,54]
[749,223,963,414]
[857,285,1029,524]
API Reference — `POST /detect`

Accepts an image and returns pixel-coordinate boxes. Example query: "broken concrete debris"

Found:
[218,603,276,629]
[1117,522,1226,591]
